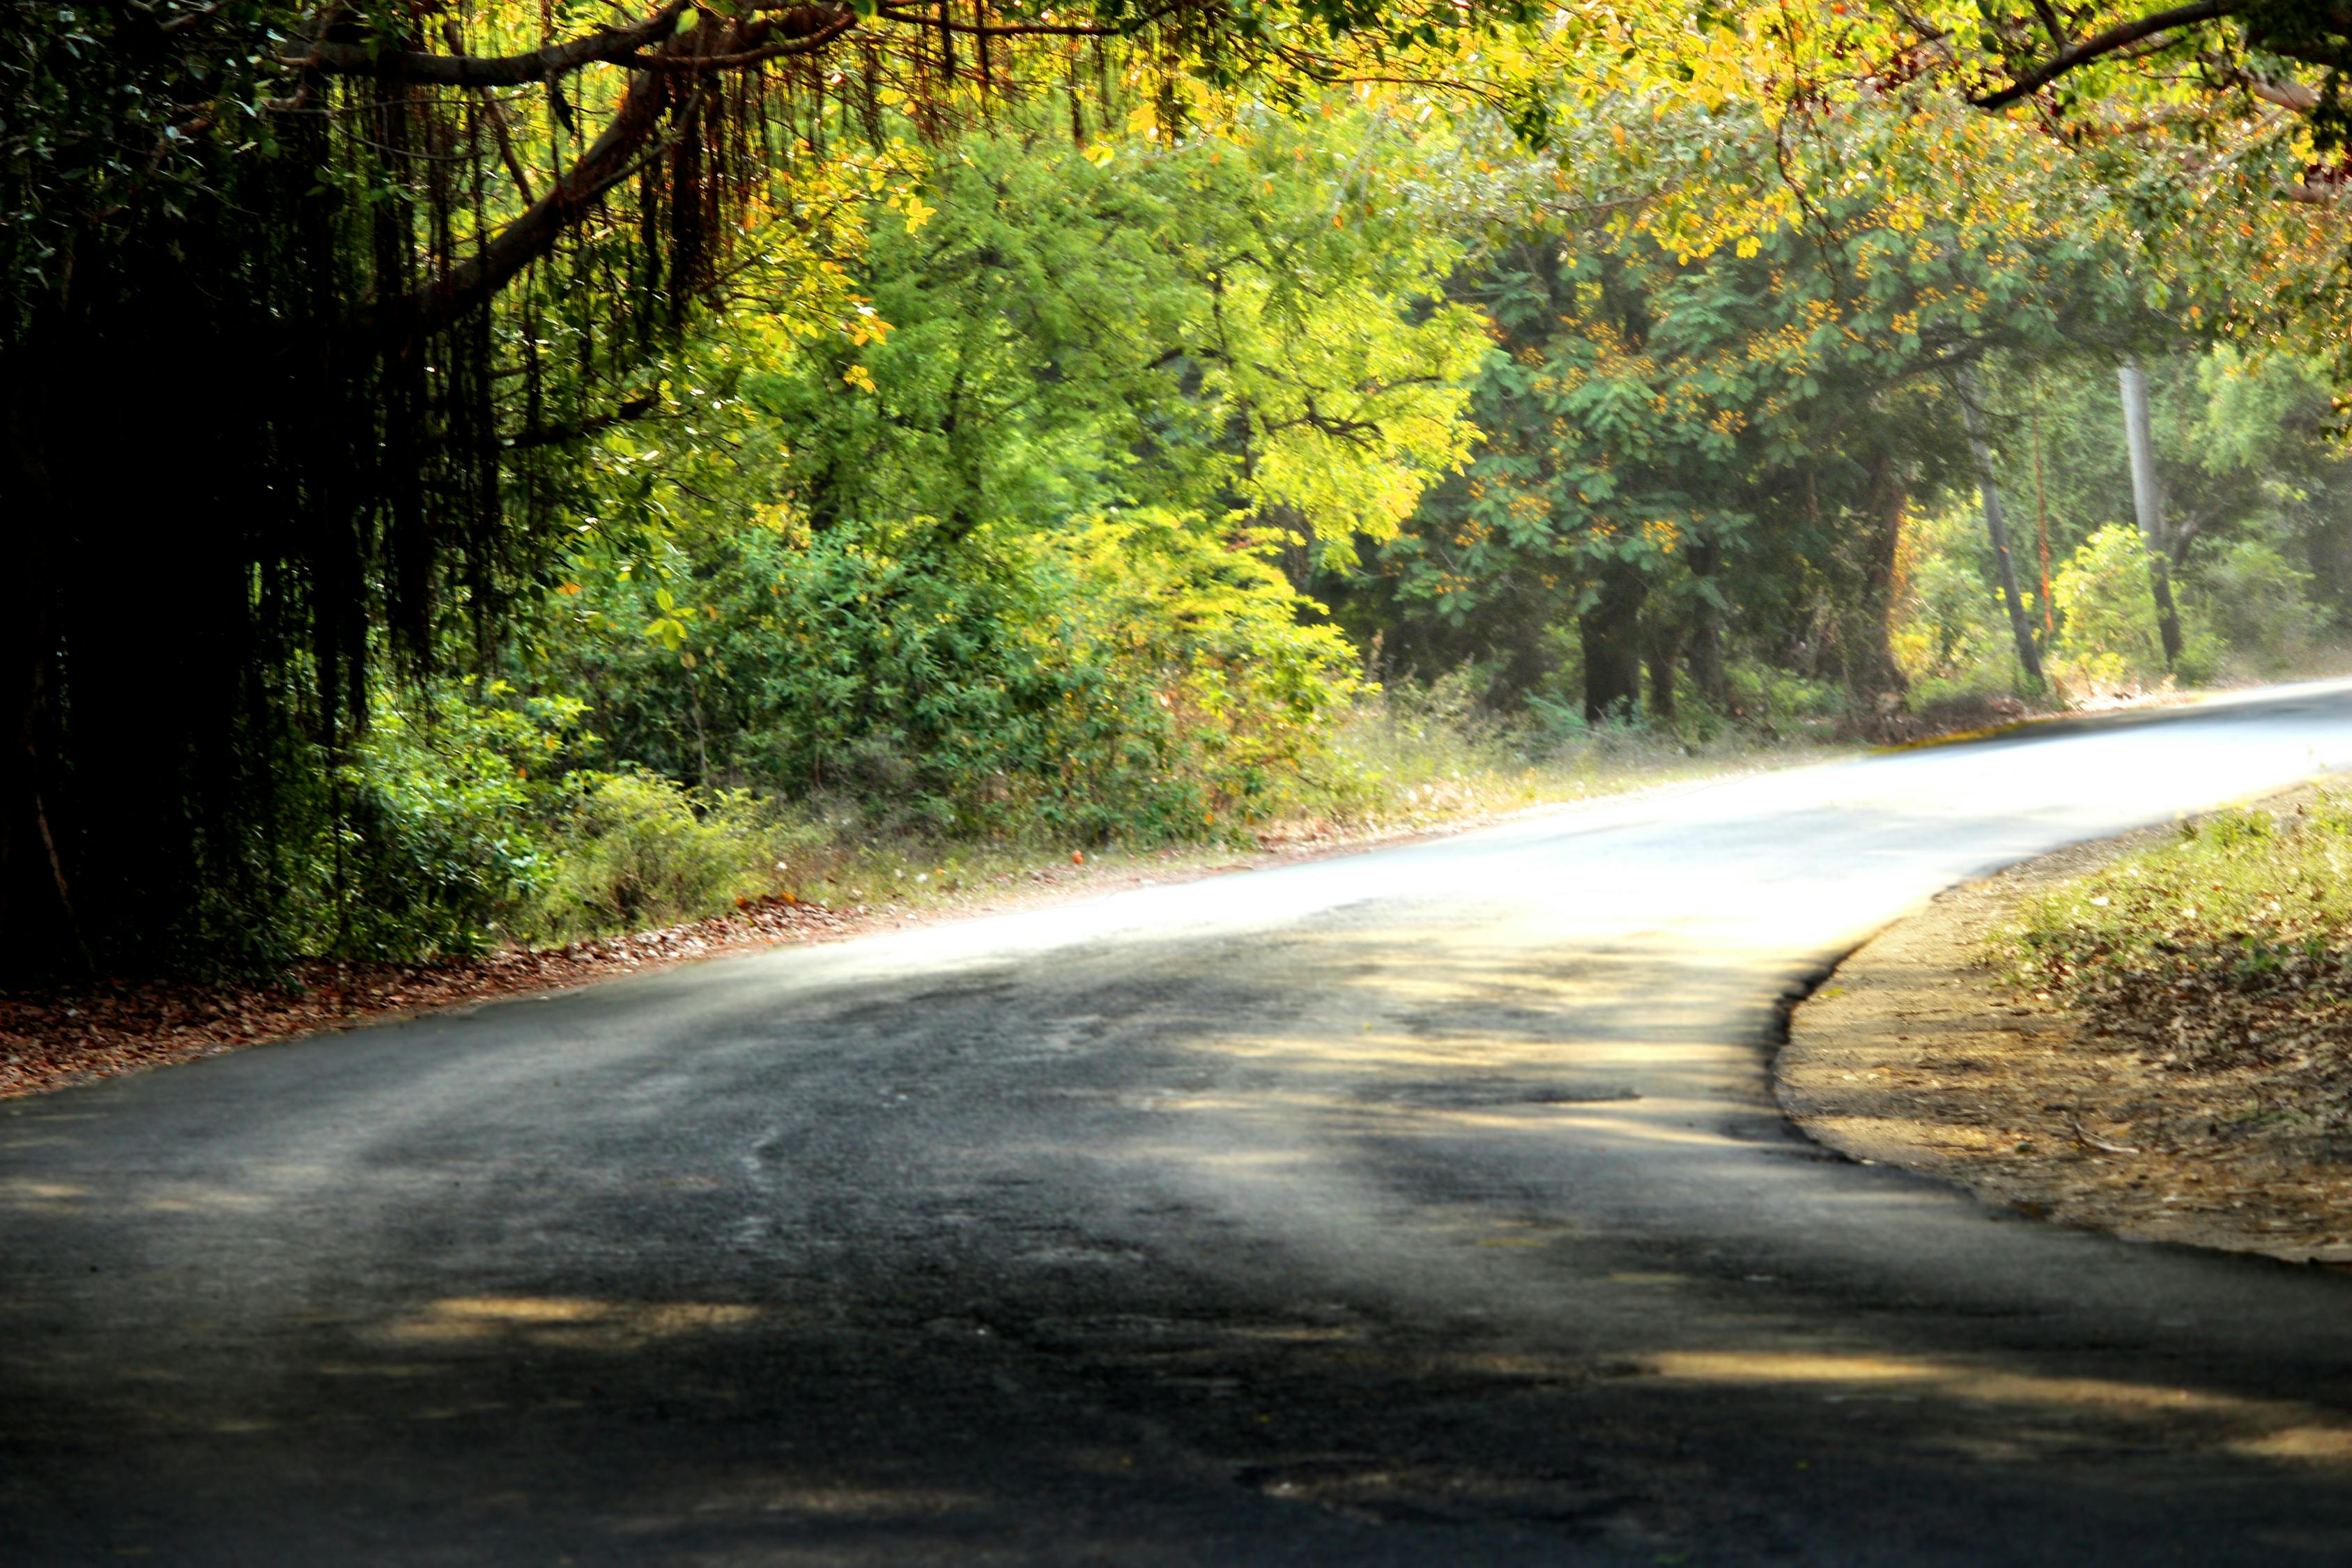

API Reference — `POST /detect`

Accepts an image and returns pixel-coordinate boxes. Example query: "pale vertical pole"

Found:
[2118,359,2185,668]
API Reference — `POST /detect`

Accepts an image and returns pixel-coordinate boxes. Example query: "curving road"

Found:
[10,683,2352,1565]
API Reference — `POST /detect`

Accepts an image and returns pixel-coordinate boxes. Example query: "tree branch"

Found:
[289,0,858,87]
[874,4,1121,36]
[622,7,861,69]
[367,68,668,346]
[1971,0,2238,109]
[288,3,691,85]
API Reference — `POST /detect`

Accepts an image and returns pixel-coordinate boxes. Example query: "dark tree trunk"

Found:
[1581,563,1647,723]
[1489,628,1555,712]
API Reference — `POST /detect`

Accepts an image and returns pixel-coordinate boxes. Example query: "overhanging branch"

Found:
[875,4,1121,36]
[362,68,668,346]
[288,3,691,85]
[287,1,863,86]
[1971,0,2238,109]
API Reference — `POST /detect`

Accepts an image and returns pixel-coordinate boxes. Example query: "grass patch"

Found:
[1312,678,1834,833]
[1992,794,2352,1087]
[678,684,1841,933]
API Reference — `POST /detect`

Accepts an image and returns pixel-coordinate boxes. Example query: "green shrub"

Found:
[2047,524,2215,689]
[564,509,1362,845]
[1894,518,2011,684]
[1723,662,1845,723]
[1063,510,1365,836]
[318,686,576,960]
[525,771,807,941]
[2188,536,2323,675]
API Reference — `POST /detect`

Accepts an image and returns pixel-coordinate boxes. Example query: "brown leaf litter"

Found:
[1781,785,2352,1266]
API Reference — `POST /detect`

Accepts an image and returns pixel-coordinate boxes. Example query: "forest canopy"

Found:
[7,0,2352,976]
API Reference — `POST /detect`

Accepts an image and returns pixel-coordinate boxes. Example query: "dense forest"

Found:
[8,0,2352,978]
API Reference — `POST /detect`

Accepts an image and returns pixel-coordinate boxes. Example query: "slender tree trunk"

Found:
[2119,359,2185,669]
[1955,369,2046,689]
[1581,562,1647,723]
[2030,380,2055,643]
[1685,541,1730,712]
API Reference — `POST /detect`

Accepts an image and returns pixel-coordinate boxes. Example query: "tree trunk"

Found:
[1955,369,2046,689]
[1645,614,1682,724]
[1845,450,1912,711]
[2118,360,2185,669]
[1581,563,1647,723]
[1685,541,1730,712]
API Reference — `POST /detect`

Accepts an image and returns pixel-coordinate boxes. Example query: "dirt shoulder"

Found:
[1780,782,2352,1266]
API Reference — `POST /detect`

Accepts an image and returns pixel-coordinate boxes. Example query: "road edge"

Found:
[1774,778,2352,1266]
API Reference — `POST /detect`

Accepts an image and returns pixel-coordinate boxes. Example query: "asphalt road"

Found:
[11,684,2352,1566]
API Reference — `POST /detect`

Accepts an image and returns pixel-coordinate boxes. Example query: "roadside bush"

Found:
[564,509,1362,845]
[1723,661,1845,725]
[303,686,810,958]
[1894,514,2012,685]
[2049,525,2219,691]
[2188,536,2323,675]
[319,687,573,960]
[1063,510,1365,836]
[525,771,808,940]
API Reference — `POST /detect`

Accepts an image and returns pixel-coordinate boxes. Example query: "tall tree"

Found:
[1362,95,2138,721]
[0,0,1519,971]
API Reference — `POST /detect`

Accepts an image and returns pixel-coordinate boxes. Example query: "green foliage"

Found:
[1719,664,1846,723]
[2047,525,2215,689]
[1994,796,2352,1072]
[526,772,801,940]
[542,112,1458,845]
[2190,537,2325,675]
[560,510,1362,843]
[322,689,567,960]
[300,687,829,955]
[705,114,1482,567]
[15,0,1536,978]
[1893,347,2352,707]
[2049,525,2161,689]
[1893,505,2017,689]
[1353,91,2144,719]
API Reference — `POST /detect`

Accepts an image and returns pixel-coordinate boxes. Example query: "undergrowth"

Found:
[319,675,1836,964]
[1992,796,2352,1098]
